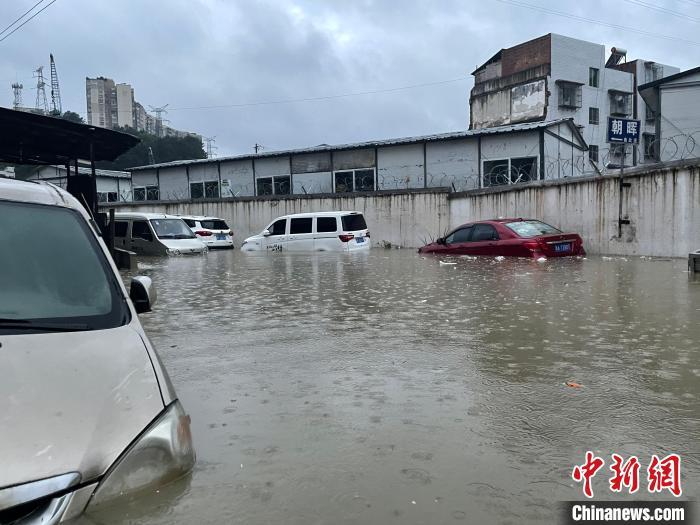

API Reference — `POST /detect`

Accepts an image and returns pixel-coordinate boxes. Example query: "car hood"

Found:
[160,238,206,252]
[0,325,164,489]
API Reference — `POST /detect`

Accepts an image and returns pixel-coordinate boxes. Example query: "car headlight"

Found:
[166,248,181,256]
[88,401,195,507]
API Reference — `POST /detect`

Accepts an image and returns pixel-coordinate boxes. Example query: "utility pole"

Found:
[204,136,217,158]
[254,143,264,154]
[49,53,62,116]
[148,104,169,137]
[11,82,23,110]
[34,66,48,114]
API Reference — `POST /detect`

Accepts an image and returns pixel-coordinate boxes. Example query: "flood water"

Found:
[82,250,699,524]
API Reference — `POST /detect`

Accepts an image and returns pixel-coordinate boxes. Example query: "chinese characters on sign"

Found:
[607,117,641,144]
[572,452,681,498]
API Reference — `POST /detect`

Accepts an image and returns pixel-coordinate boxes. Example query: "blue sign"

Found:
[607,117,640,144]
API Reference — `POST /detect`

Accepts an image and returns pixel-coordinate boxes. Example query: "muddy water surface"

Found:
[80,250,700,524]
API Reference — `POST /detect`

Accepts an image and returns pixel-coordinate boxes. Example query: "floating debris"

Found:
[495,256,505,261]
[439,261,457,266]
[537,257,547,263]
[565,381,583,389]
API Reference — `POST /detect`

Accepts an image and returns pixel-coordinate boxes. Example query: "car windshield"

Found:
[0,200,128,332]
[150,218,196,239]
[505,220,561,238]
[200,219,229,230]
[341,214,367,231]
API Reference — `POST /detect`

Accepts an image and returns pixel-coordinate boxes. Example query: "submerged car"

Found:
[114,212,207,255]
[179,215,234,249]
[0,179,195,524]
[418,218,586,257]
[241,211,370,252]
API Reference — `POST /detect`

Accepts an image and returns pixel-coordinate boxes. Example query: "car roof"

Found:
[0,178,91,220]
[274,210,363,219]
[454,218,537,229]
[177,215,224,221]
[114,212,185,220]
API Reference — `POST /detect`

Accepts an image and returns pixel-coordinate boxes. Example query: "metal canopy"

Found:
[0,107,139,165]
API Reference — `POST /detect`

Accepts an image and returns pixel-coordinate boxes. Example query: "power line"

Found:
[0,0,45,38]
[494,0,700,46]
[0,0,59,43]
[168,76,469,111]
[622,0,700,22]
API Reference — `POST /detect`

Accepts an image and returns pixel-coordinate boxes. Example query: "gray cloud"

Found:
[0,0,697,155]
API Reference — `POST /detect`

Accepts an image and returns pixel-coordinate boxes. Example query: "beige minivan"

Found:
[0,179,195,524]
[114,212,207,256]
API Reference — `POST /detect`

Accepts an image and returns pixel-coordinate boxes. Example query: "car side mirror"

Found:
[436,237,446,245]
[130,276,157,313]
[262,229,271,236]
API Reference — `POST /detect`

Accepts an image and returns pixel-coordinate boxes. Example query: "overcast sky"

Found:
[1,0,697,156]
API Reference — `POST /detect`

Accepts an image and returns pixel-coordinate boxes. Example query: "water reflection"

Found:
[90,251,700,524]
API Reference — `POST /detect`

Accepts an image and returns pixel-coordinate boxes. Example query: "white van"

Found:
[114,212,207,256]
[241,211,370,252]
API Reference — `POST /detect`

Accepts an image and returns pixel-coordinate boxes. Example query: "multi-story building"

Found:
[86,77,116,129]
[469,34,679,170]
[85,76,198,138]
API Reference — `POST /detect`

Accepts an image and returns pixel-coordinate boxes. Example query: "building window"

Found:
[333,168,376,193]
[557,81,582,109]
[146,186,159,201]
[97,191,118,203]
[645,103,655,122]
[483,157,537,187]
[589,67,599,88]
[133,187,146,201]
[609,143,626,158]
[643,134,656,161]
[190,180,220,199]
[256,176,290,196]
[589,107,599,125]
[609,91,632,116]
[589,145,599,162]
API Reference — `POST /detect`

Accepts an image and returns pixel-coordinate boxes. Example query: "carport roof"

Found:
[130,118,585,171]
[0,107,139,165]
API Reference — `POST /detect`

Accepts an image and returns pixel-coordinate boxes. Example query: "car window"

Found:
[505,220,561,238]
[182,218,196,227]
[269,219,287,236]
[114,221,128,237]
[0,201,128,332]
[132,220,153,241]
[150,219,196,239]
[290,218,313,234]
[471,224,499,241]
[200,219,228,230]
[316,216,337,233]
[341,214,367,231]
[445,226,473,244]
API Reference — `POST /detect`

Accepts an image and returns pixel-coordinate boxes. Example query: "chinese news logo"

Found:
[572,451,681,498]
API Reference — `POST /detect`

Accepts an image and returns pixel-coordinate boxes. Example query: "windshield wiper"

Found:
[0,318,90,332]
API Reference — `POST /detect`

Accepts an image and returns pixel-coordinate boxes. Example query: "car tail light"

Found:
[195,230,212,236]
[338,234,354,242]
[523,240,541,252]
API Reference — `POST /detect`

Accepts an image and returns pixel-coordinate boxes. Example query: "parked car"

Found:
[418,218,586,257]
[113,212,207,256]
[179,215,234,249]
[241,211,370,252]
[0,179,195,523]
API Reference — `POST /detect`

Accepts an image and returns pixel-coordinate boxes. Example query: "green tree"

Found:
[60,111,84,124]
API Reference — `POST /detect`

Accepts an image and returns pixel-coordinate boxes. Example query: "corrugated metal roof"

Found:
[29,165,131,179]
[130,118,581,171]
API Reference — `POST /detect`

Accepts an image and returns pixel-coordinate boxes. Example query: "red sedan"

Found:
[418,218,586,258]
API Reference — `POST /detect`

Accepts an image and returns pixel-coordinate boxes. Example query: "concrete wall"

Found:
[108,161,700,257]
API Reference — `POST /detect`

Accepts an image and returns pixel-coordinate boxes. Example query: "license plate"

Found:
[355,237,365,243]
[216,234,226,240]
[554,243,571,252]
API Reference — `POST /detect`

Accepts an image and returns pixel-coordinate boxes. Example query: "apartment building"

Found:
[469,34,679,170]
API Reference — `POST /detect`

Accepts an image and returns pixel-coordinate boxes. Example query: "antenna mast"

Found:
[34,66,48,113]
[49,53,62,116]
[204,136,217,158]
[11,82,23,109]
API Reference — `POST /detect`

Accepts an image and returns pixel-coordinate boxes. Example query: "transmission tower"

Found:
[34,66,48,113]
[49,53,62,116]
[11,83,23,110]
[254,143,264,154]
[148,104,169,137]
[204,136,217,158]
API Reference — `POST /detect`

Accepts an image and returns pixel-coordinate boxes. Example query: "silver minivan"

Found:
[0,179,195,523]
[114,212,207,256]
